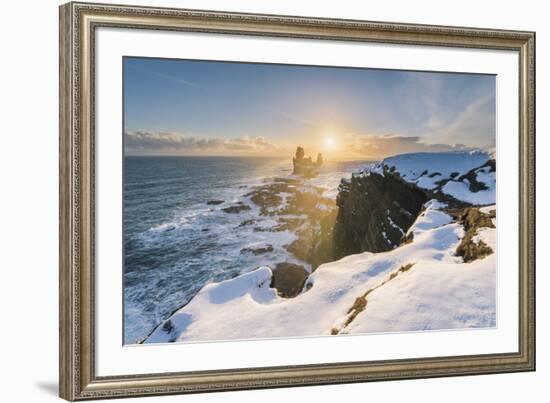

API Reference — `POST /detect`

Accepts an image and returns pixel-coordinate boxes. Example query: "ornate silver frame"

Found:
[59,2,535,400]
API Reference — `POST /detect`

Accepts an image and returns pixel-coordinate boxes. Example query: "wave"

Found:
[123,158,376,343]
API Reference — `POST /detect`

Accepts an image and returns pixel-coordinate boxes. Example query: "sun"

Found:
[324,136,335,149]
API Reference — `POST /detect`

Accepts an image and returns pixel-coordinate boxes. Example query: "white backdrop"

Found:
[0,0,546,402]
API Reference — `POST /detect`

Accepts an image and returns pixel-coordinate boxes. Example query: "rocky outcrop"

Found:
[454,207,495,262]
[331,153,496,260]
[245,177,337,270]
[222,202,251,214]
[332,171,428,259]
[240,243,274,255]
[292,146,323,177]
[270,263,309,298]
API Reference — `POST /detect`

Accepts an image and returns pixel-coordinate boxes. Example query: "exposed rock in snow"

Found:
[145,202,497,343]
[333,169,428,257]
[144,152,497,344]
[270,262,309,298]
[380,150,491,190]
[454,207,496,262]
[370,150,496,205]
[332,150,495,262]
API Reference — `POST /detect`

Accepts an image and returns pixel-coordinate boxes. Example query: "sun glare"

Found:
[325,136,335,149]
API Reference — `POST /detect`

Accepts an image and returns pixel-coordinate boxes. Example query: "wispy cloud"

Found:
[438,93,495,145]
[127,62,318,131]
[125,130,280,154]
[126,63,210,91]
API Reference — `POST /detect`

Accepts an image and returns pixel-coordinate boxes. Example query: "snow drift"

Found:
[144,151,497,344]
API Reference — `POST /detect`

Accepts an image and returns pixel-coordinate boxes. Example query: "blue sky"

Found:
[124,57,495,159]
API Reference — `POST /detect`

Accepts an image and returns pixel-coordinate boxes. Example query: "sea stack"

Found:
[292,146,323,177]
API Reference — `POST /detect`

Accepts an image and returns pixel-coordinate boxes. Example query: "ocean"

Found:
[123,156,371,344]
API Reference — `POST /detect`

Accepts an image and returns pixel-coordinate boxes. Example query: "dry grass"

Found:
[456,237,493,262]
[455,207,495,263]
[343,296,368,327]
[333,263,416,334]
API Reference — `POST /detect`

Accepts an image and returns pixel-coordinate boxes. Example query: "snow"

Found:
[406,200,453,238]
[145,267,278,344]
[382,150,490,189]
[423,199,448,210]
[364,150,495,205]
[346,207,496,334]
[387,212,404,235]
[381,231,391,245]
[441,180,495,205]
[472,226,496,246]
[145,201,496,344]
[344,248,496,333]
[479,205,496,214]
[144,152,497,344]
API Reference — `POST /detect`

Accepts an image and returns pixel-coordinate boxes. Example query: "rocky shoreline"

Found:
[143,150,498,343]
[222,150,497,300]
[231,152,492,292]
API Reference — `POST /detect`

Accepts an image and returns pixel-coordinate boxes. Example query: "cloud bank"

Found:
[344,133,469,159]
[125,131,279,155]
[125,130,476,159]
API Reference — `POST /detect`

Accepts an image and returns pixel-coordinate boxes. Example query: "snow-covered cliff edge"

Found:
[333,150,495,257]
[145,151,497,343]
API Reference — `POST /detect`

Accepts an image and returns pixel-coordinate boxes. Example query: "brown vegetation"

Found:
[332,263,416,334]
[454,207,495,262]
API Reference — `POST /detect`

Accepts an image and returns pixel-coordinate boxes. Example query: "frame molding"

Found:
[59,2,535,400]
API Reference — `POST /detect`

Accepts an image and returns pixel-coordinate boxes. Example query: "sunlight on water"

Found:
[124,156,373,343]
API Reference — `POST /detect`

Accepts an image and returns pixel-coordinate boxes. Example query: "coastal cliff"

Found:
[145,150,497,343]
[333,150,496,259]
[333,170,428,258]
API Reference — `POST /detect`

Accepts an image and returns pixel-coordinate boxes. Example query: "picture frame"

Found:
[59,2,535,400]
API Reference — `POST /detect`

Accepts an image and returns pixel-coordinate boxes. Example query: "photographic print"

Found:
[59,5,535,399]
[123,57,497,345]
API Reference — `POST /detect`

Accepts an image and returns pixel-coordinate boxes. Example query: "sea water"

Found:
[123,156,370,344]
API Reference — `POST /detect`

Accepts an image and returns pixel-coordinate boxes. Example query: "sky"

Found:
[124,57,496,160]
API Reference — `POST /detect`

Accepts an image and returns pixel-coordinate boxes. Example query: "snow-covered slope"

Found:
[367,150,495,205]
[145,200,496,343]
[344,205,496,334]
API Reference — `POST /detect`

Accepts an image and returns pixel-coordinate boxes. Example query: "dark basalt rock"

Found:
[310,208,338,270]
[240,244,274,255]
[457,159,495,192]
[426,159,496,197]
[206,200,224,205]
[245,183,289,215]
[244,173,337,268]
[237,219,258,227]
[332,172,428,259]
[270,263,309,298]
[222,203,251,214]
[292,146,323,177]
